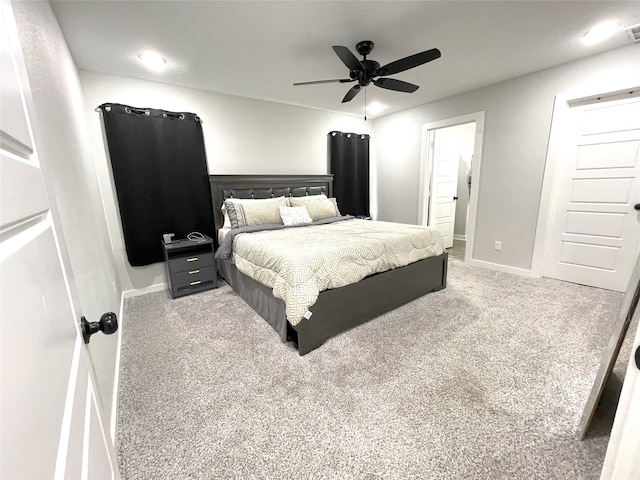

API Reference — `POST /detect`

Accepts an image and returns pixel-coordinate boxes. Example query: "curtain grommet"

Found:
[124,107,131,114]
[179,114,185,120]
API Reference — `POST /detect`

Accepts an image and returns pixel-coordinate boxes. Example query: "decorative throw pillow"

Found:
[289,196,341,221]
[223,196,288,228]
[279,206,313,226]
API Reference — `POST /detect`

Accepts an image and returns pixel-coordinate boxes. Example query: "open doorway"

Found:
[418,112,485,263]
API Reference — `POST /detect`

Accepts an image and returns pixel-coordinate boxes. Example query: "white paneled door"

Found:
[428,129,460,249]
[544,95,640,292]
[0,3,117,479]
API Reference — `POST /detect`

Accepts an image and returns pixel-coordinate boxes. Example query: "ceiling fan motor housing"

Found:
[358,59,381,85]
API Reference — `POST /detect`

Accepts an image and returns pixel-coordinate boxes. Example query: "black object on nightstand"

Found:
[162,235,217,298]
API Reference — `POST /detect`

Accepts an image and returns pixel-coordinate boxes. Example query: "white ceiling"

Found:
[50,1,640,119]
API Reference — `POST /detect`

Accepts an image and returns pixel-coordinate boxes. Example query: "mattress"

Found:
[218,218,444,325]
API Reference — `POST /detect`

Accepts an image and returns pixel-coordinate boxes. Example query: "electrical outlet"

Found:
[494,241,502,251]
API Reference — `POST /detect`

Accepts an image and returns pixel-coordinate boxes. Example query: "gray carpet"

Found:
[117,246,632,479]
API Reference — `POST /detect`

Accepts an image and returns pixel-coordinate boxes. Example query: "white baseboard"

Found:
[453,234,467,242]
[122,283,167,299]
[465,257,540,278]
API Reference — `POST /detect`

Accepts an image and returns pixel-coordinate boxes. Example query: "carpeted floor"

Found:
[117,244,632,479]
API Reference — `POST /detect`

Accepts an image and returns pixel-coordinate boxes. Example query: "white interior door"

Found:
[544,95,640,292]
[428,129,460,248]
[0,3,118,478]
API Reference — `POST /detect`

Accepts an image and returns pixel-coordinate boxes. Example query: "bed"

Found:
[209,174,448,355]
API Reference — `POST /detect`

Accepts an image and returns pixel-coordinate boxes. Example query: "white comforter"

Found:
[231,219,445,325]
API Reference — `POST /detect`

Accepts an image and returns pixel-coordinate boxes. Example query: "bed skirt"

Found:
[217,257,290,341]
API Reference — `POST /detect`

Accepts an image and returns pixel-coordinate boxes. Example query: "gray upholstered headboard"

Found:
[208,174,334,245]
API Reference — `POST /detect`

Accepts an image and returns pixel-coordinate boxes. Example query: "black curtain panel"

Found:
[328,131,370,217]
[99,103,214,266]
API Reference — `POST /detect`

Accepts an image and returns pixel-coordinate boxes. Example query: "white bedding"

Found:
[229,219,444,325]
[218,227,230,246]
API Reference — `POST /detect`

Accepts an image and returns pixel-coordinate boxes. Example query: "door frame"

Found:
[532,84,640,277]
[418,111,485,263]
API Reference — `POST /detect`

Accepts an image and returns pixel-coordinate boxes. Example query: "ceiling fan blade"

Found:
[332,46,364,72]
[342,85,362,103]
[376,48,441,77]
[374,78,419,93]
[293,79,354,86]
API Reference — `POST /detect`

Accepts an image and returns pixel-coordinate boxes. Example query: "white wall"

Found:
[12,1,121,431]
[373,44,640,271]
[79,70,370,292]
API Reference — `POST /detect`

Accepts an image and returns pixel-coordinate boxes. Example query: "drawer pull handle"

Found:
[190,280,202,286]
[188,270,200,274]
[186,257,198,262]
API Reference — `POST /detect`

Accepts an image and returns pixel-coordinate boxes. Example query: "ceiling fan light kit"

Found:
[294,40,442,110]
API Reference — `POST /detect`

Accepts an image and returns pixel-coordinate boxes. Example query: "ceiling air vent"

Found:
[625,23,640,43]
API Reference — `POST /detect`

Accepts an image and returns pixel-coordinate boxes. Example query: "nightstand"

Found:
[162,235,217,298]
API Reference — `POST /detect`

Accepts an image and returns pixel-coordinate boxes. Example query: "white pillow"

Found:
[221,196,286,228]
[289,196,341,221]
[224,197,289,228]
[280,206,313,226]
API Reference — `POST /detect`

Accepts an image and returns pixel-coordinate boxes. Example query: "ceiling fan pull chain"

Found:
[364,86,367,121]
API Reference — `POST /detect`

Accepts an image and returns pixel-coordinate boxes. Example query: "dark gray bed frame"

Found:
[209,174,448,355]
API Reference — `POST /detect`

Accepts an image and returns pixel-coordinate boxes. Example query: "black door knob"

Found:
[635,203,640,211]
[81,312,118,344]
[453,196,459,201]
[635,346,640,370]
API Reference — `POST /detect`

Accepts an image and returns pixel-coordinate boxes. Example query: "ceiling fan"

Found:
[293,40,441,103]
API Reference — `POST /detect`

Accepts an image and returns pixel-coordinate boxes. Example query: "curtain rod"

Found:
[329,131,370,139]
[94,104,203,123]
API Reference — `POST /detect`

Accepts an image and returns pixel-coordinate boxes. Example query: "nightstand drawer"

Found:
[171,265,216,287]
[174,279,216,296]
[168,252,213,273]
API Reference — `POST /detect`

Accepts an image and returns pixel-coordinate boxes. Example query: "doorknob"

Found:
[81,312,118,344]
[635,346,640,370]
[635,203,640,211]
[453,196,459,201]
